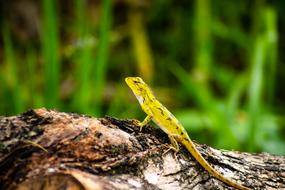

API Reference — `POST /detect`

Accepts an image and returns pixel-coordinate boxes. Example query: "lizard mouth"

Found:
[125,77,133,87]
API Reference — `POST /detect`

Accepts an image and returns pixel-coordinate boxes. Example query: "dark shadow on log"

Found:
[0,108,284,190]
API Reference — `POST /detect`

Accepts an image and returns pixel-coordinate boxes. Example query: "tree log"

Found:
[0,108,284,190]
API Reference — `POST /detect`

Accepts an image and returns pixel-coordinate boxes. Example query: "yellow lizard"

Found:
[125,77,251,190]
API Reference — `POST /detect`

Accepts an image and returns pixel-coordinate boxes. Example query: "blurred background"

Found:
[0,0,284,154]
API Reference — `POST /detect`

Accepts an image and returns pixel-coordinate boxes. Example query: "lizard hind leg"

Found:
[163,135,180,159]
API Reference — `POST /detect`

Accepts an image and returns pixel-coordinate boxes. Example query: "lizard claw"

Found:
[163,144,179,161]
[133,120,144,131]
[138,122,144,131]
[135,120,144,131]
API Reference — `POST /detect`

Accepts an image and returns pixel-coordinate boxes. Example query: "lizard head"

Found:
[125,77,155,105]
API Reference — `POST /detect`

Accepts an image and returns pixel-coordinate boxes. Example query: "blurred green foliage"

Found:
[0,0,284,154]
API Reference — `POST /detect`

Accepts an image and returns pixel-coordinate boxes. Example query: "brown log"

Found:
[0,108,284,190]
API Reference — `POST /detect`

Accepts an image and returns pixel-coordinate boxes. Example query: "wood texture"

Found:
[0,108,284,190]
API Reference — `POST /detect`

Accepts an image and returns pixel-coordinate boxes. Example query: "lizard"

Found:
[125,76,251,190]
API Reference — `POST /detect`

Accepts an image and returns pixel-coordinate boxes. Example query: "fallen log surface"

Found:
[0,108,284,190]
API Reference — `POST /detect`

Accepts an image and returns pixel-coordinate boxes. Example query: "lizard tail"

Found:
[182,139,251,190]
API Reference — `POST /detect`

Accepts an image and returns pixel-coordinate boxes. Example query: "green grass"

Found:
[72,0,94,114]
[26,47,43,107]
[93,0,112,115]
[264,7,278,106]
[2,27,24,113]
[41,0,60,108]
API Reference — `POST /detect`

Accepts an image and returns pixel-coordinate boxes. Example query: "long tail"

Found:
[182,138,251,190]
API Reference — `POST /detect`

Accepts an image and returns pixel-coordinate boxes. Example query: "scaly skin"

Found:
[125,77,251,190]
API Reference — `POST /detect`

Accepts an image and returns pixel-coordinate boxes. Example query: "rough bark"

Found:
[0,108,284,190]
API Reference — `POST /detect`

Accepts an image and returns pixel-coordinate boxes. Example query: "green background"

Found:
[1,0,284,154]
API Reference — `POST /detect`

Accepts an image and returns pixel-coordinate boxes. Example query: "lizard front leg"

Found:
[138,115,153,131]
